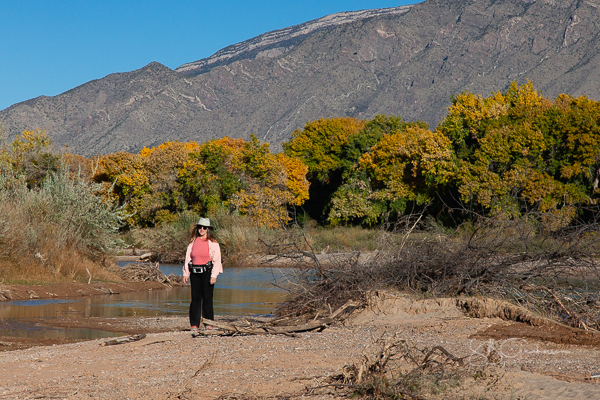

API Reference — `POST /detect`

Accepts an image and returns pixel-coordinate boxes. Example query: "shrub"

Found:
[0,167,125,283]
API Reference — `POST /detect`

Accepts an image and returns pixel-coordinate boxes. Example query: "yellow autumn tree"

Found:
[439,81,598,229]
[0,129,60,187]
[93,151,150,225]
[139,141,200,223]
[94,136,309,228]
[283,117,366,182]
[218,135,309,227]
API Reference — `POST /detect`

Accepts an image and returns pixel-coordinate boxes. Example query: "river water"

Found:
[0,265,295,341]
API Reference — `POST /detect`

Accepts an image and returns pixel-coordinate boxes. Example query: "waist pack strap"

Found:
[190,261,213,274]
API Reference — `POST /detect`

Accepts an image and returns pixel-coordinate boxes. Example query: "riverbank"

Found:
[0,281,167,302]
[1,288,600,399]
[0,281,173,351]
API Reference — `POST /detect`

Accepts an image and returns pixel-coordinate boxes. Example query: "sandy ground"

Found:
[1,287,600,399]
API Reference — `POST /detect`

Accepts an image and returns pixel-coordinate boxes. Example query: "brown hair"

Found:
[188,224,218,243]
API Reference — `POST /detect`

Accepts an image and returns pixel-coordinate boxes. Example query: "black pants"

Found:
[189,271,214,326]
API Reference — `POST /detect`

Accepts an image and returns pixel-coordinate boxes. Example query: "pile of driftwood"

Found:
[197,300,360,337]
[117,262,183,285]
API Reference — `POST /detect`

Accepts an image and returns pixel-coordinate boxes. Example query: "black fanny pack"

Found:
[189,260,213,274]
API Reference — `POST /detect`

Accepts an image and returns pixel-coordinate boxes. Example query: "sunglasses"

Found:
[197,226,209,230]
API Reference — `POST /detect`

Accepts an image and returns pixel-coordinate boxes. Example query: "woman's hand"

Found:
[210,277,217,285]
[183,276,189,285]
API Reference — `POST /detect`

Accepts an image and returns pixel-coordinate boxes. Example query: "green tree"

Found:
[283,116,432,225]
[283,117,366,182]
[329,126,455,226]
[340,115,428,174]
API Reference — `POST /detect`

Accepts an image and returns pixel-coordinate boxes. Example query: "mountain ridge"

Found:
[2,0,600,157]
[176,5,412,76]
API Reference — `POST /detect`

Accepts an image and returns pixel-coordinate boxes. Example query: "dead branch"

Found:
[324,333,470,400]
[522,285,591,331]
[421,346,466,368]
[200,318,332,336]
[167,352,216,399]
[279,210,600,331]
[399,213,423,252]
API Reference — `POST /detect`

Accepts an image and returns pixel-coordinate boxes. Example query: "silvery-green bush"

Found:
[0,166,126,262]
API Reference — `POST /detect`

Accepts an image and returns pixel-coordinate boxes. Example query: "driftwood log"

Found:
[200,318,333,336]
[197,300,361,337]
[101,334,147,346]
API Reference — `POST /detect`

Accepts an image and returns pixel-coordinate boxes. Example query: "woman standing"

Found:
[182,217,223,335]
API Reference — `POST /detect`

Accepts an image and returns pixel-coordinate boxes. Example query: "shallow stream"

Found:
[0,265,293,341]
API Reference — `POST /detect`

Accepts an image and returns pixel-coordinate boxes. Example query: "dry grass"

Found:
[0,249,120,285]
[125,211,279,263]
[126,208,388,265]
[308,224,383,253]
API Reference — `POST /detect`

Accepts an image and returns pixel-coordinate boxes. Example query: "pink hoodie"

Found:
[182,239,223,279]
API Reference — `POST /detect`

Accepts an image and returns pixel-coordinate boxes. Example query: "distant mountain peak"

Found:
[144,61,172,71]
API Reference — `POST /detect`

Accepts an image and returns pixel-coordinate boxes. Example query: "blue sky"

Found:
[0,1,417,111]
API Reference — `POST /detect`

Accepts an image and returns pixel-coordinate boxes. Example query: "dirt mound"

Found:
[350,292,464,326]
[350,292,600,347]
[475,322,600,347]
[458,297,600,347]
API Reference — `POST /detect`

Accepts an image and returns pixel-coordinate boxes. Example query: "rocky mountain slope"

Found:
[176,6,412,75]
[2,0,600,157]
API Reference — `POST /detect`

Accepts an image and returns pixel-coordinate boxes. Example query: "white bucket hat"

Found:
[196,217,214,229]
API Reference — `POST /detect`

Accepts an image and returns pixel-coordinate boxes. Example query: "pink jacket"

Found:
[182,239,223,279]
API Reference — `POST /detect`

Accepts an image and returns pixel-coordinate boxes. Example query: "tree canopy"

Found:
[94,135,309,228]
[7,81,598,231]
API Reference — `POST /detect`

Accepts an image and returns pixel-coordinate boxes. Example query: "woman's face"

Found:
[197,225,208,238]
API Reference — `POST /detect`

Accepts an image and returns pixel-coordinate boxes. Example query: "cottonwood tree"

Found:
[439,81,600,229]
[328,126,455,225]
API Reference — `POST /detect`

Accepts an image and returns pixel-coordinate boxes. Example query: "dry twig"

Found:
[167,352,217,399]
